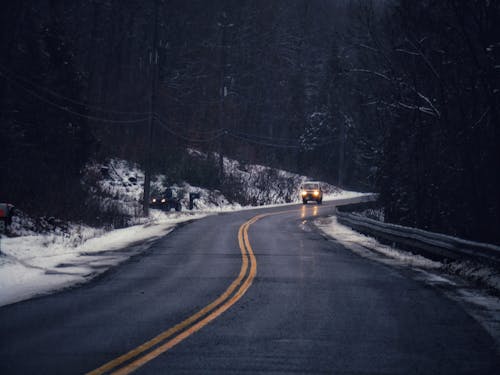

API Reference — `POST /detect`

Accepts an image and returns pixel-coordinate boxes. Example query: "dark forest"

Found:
[1,0,499,244]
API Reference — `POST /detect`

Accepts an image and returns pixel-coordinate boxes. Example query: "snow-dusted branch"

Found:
[394,48,420,56]
[472,108,490,128]
[416,92,441,118]
[398,102,439,118]
[349,68,441,118]
[406,38,441,80]
[357,43,382,53]
[349,68,393,82]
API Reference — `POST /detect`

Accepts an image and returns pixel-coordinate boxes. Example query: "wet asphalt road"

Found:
[1,198,499,374]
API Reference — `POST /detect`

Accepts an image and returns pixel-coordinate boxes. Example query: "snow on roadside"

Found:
[0,212,209,307]
[314,215,500,293]
[443,261,500,293]
[314,215,441,269]
[314,215,500,345]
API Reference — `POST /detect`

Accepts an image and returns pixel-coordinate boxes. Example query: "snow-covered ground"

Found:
[315,215,442,269]
[314,215,500,345]
[0,212,209,307]
[0,154,364,307]
[314,215,500,293]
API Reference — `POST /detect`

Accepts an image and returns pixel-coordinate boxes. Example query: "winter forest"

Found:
[1,0,499,245]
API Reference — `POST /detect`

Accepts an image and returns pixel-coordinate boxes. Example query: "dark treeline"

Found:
[1,1,499,244]
[356,0,500,244]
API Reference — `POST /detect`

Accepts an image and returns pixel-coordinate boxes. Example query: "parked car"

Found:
[151,188,182,212]
[300,182,323,204]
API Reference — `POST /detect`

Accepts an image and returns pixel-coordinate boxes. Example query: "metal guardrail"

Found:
[336,207,500,268]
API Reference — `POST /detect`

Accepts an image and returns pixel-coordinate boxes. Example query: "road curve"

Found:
[1,198,499,374]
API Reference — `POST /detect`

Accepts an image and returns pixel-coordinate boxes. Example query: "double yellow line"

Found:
[86,213,265,375]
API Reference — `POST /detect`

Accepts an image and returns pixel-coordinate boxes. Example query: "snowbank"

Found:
[314,215,500,344]
[0,212,209,307]
[314,215,500,294]
[315,215,441,269]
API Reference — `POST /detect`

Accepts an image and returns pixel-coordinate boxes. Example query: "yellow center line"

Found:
[110,219,260,375]
[86,212,273,375]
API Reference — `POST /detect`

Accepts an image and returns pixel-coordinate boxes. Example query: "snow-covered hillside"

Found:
[188,149,343,205]
[83,151,345,222]
[83,157,240,220]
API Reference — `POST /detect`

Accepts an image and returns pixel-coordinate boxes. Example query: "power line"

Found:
[154,114,226,143]
[0,71,225,141]
[226,132,301,149]
[0,71,150,124]
[153,112,224,136]
[231,130,301,144]
[0,66,238,137]
[0,64,151,116]
[1,68,338,149]
[227,131,338,149]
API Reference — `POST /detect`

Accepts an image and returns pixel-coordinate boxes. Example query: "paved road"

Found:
[1,199,499,374]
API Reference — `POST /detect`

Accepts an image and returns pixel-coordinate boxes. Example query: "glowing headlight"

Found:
[152,198,157,203]
[313,190,319,196]
[301,190,307,196]
[161,198,166,203]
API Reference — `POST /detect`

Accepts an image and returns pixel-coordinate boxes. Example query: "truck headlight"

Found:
[301,190,307,196]
[313,190,319,196]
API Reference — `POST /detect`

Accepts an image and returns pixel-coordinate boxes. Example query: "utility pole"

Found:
[217,12,233,185]
[338,115,346,188]
[143,0,159,217]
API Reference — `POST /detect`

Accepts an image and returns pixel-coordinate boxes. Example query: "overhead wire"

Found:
[230,129,301,144]
[153,112,224,136]
[226,132,301,149]
[228,130,338,149]
[0,70,150,123]
[0,64,151,116]
[0,66,337,149]
[153,114,226,143]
